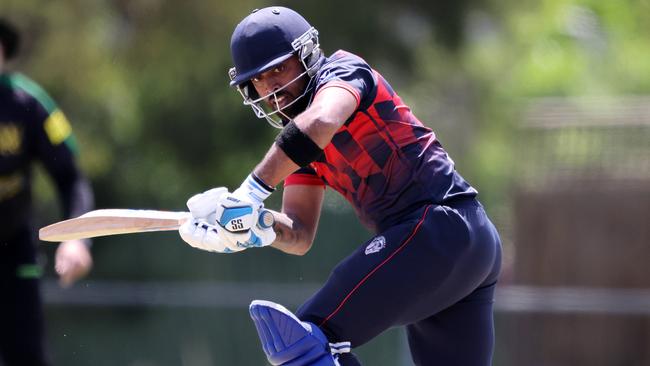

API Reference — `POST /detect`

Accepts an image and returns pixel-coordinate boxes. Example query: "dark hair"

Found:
[0,18,20,60]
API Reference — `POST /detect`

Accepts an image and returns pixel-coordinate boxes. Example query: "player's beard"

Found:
[283,92,310,118]
[277,77,312,124]
[273,93,309,127]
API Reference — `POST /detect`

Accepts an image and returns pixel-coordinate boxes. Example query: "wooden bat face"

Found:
[39,209,191,242]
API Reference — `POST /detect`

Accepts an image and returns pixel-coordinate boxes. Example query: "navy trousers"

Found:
[297,199,501,365]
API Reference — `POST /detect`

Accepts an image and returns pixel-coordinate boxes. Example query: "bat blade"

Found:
[39,209,191,242]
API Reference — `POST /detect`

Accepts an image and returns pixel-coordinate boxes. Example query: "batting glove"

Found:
[180,175,276,253]
[245,210,277,248]
[213,195,276,248]
[233,174,274,208]
[178,212,276,253]
[186,187,229,222]
[178,218,245,253]
[182,186,246,253]
[211,173,274,234]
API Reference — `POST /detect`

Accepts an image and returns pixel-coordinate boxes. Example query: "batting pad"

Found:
[249,300,340,366]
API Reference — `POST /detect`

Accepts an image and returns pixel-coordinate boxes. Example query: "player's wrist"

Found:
[233,173,274,207]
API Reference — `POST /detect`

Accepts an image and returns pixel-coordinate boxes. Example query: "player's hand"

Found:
[183,186,252,253]
[178,211,276,253]
[190,174,274,233]
[214,191,259,232]
[186,186,259,231]
[181,181,276,252]
[186,187,229,222]
[55,239,92,288]
[212,187,277,248]
[249,211,276,247]
[178,218,247,253]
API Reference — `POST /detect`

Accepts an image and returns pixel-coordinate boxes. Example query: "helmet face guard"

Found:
[229,27,321,129]
[228,7,322,129]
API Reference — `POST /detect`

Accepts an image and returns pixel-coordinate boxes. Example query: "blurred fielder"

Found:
[0,18,94,366]
[179,7,501,366]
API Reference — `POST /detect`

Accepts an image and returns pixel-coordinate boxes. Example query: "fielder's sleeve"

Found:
[18,75,94,219]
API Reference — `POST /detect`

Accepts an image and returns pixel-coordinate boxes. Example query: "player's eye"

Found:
[273,65,284,73]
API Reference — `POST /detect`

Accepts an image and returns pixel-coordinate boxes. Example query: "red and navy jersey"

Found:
[285,51,477,232]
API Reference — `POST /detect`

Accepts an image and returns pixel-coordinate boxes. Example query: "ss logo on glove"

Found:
[231,218,245,231]
[215,197,256,233]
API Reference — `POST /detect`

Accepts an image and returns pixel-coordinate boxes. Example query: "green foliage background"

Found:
[3,0,649,364]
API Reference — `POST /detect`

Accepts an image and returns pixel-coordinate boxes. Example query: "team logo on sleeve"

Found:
[44,110,72,145]
[365,235,386,255]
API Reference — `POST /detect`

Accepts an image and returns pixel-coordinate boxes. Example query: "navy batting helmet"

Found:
[228,7,323,128]
[229,7,318,86]
[0,18,20,60]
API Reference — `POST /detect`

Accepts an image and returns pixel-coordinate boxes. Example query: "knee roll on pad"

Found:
[249,300,345,366]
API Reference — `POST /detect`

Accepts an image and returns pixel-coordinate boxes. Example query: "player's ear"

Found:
[243,81,260,100]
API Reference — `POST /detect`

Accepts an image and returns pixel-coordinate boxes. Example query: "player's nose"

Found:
[267,79,283,94]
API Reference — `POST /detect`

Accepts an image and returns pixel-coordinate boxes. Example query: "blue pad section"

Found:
[249,300,337,366]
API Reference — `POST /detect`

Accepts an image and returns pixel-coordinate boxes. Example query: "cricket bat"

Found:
[38,208,276,242]
[39,209,191,242]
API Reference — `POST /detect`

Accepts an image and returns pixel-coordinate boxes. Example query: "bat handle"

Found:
[257,209,275,229]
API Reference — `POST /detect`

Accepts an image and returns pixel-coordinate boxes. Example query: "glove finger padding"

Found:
[186,187,229,222]
[178,218,245,253]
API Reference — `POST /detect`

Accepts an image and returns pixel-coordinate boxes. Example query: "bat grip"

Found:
[257,209,275,229]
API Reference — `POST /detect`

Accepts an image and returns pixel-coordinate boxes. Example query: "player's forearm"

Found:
[253,91,351,188]
[53,172,94,236]
[66,177,94,218]
[293,101,343,148]
[253,144,300,188]
[269,210,315,256]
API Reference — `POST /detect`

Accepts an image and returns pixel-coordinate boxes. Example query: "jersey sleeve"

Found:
[16,75,94,219]
[284,166,326,188]
[314,51,376,110]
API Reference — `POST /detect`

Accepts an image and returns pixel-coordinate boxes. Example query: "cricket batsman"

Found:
[179,7,502,365]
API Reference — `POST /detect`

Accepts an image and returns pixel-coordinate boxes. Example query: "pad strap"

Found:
[329,342,351,355]
[275,121,324,167]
